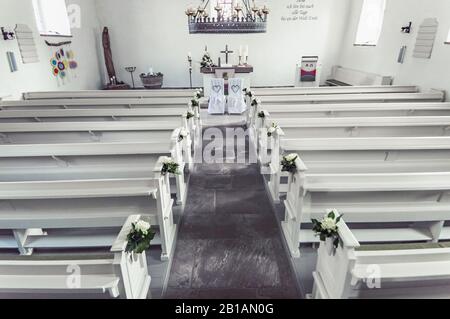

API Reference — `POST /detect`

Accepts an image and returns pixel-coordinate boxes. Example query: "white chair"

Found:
[208,78,226,114]
[227,78,247,114]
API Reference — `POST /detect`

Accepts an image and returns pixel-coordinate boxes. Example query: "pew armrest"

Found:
[111,215,142,253]
[337,219,360,249]
[294,157,308,172]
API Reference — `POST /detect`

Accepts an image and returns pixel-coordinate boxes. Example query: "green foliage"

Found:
[125,223,156,255]
[162,161,180,175]
[191,98,200,107]
[311,211,343,249]
[186,111,195,120]
[281,155,298,174]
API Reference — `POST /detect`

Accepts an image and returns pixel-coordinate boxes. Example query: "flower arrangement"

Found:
[194,89,203,99]
[312,210,342,250]
[178,128,189,142]
[243,88,253,98]
[257,111,266,118]
[161,156,181,175]
[267,123,280,137]
[140,71,163,77]
[125,219,156,255]
[281,153,298,173]
[185,111,195,120]
[201,52,216,68]
[251,98,260,107]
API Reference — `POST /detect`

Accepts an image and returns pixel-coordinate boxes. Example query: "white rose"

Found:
[267,126,276,134]
[179,128,189,137]
[161,156,173,164]
[135,220,151,234]
[321,217,337,231]
[285,153,298,162]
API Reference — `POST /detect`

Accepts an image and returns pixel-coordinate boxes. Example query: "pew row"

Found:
[252,85,418,96]
[23,89,197,100]
[265,135,450,202]
[0,140,188,205]
[312,219,450,299]
[0,215,151,299]
[258,92,444,105]
[326,66,393,86]
[0,123,193,169]
[0,160,176,260]
[0,97,190,110]
[0,108,187,123]
[279,159,450,258]
[258,102,450,119]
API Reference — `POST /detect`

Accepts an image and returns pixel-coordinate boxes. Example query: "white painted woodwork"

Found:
[0,215,151,299]
[23,89,197,100]
[252,85,418,96]
[312,220,450,299]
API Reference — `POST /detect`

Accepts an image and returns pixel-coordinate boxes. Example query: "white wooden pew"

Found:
[0,215,150,299]
[0,161,175,260]
[326,66,393,86]
[264,115,450,139]
[0,97,190,110]
[0,108,186,123]
[280,160,450,258]
[252,85,418,96]
[258,117,450,170]
[258,92,444,105]
[259,102,450,119]
[247,92,445,128]
[0,122,193,169]
[0,140,188,205]
[265,135,450,202]
[23,89,197,100]
[312,220,450,299]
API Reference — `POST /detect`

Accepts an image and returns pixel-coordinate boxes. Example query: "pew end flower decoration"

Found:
[251,98,261,107]
[178,128,189,142]
[185,111,195,120]
[194,89,203,99]
[161,156,181,175]
[312,210,343,250]
[125,219,156,255]
[243,88,254,98]
[267,123,281,137]
[281,153,299,174]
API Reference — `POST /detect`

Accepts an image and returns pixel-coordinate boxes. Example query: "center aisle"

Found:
[165,115,300,299]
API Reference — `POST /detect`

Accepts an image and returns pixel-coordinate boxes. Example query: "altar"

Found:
[201,65,253,97]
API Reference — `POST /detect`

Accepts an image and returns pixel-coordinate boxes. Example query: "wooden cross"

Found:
[220,45,234,64]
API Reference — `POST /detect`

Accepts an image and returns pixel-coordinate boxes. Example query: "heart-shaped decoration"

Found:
[231,85,240,93]
[212,85,222,93]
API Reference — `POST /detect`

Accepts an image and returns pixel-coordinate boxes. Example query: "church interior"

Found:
[1,0,450,301]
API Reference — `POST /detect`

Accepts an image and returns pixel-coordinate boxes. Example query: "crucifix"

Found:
[220,45,234,65]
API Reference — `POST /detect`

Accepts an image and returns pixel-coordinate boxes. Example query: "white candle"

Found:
[188,52,192,59]
[245,45,249,57]
[239,45,243,56]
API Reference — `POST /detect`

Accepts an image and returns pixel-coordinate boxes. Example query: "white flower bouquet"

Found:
[267,123,280,137]
[312,210,342,249]
[281,153,298,173]
[161,156,181,175]
[125,219,156,254]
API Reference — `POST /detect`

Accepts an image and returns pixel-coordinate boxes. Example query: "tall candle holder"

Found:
[188,55,193,89]
[125,66,136,89]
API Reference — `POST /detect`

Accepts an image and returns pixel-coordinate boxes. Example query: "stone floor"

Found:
[164,118,301,299]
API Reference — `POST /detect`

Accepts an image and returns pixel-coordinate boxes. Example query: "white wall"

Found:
[0,0,103,99]
[338,0,450,97]
[94,0,350,88]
